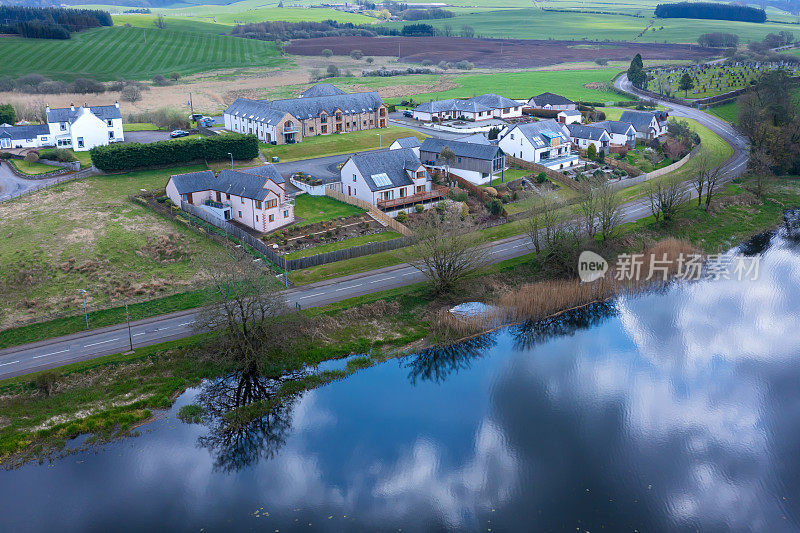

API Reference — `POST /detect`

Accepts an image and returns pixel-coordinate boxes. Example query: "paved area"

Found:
[0,161,66,202]
[123,130,172,143]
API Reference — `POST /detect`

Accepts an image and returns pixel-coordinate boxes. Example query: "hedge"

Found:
[90,133,259,172]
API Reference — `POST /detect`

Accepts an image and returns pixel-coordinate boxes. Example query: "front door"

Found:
[186,193,193,204]
[215,191,221,202]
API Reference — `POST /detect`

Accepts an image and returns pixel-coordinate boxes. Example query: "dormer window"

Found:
[107,119,113,127]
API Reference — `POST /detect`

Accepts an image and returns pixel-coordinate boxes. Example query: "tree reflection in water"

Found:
[510,301,617,351]
[403,334,498,385]
[196,370,298,473]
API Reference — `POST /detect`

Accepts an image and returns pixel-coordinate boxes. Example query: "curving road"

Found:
[0,82,750,379]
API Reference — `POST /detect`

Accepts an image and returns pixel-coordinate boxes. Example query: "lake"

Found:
[2,231,800,531]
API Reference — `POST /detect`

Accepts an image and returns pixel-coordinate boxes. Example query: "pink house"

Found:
[166,165,294,233]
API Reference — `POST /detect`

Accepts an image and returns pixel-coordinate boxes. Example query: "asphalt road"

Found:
[0,84,750,379]
[0,161,67,202]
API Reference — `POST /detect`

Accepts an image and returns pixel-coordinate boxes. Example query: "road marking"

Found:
[177,322,192,327]
[334,285,359,292]
[32,348,70,359]
[402,271,416,276]
[0,360,20,367]
[84,338,118,347]
[298,292,325,300]
[132,332,146,337]
[370,277,394,284]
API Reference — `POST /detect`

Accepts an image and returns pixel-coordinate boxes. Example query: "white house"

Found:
[528,92,577,110]
[340,147,446,216]
[46,102,124,151]
[557,109,582,125]
[166,164,294,233]
[412,93,523,122]
[389,136,422,157]
[619,110,669,141]
[592,120,637,149]
[0,124,51,150]
[564,124,611,153]
[498,119,579,170]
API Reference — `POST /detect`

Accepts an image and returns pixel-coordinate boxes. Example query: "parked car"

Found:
[198,118,215,127]
[403,110,413,117]
[190,113,203,122]
[170,130,189,138]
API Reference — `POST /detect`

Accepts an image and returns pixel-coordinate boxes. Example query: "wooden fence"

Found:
[505,155,589,193]
[324,187,412,236]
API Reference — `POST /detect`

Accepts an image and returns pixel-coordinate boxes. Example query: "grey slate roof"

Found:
[46,104,121,124]
[391,136,421,149]
[170,165,285,201]
[300,83,345,98]
[0,124,49,140]
[468,93,520,109]
[420,137,503,161]
[558,109,582,116]
[565,124,609,141]
[224,98,291,124]
[593,120,636,135]
[620,110,656,133]
[413,98,493,114]
[267,92,384,120]
[349,148,423,192]
[529,92,575,107]
[508,119,570,148]
[458,132,492,145]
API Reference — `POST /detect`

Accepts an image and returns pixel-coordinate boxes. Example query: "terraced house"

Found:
[223,84,387,145]
[412,93,523,122]
[166,164,294,233]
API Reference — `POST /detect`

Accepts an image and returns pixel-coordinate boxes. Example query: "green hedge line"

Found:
[90,134,259,172]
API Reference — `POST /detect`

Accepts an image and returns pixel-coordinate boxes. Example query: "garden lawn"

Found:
[123,123,158,132]
[10,159,57,176]
[261,127,427,162]
[0,164,228,328]
[286,231,402,259]
[293,193,365,226]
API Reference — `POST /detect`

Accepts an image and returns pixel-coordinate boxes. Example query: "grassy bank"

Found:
[9,159,58,176]
[261,127,426,162]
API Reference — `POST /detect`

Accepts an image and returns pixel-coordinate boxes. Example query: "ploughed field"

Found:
[285,37,719,69]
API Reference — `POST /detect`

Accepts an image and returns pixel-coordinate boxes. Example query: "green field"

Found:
[112,6,374,27]
[0,25,283,81]
[10,159,58,176]
[336,68,624,104]
[262,127,427,162]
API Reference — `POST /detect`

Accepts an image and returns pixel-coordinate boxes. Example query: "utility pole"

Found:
[125,304,133,352]
[80,289,89,330]
[283,254,289,288]
[189,92,194,117]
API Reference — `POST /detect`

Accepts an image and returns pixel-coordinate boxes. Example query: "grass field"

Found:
[112,7,373,27]
[0,165,228,327]
[286,230,402,259]
[337,68,624,104]
[707,102,740,124]
[262,127,427,162]
[0,26,284,81]
[10,159,58,176]
[293,194,365,226]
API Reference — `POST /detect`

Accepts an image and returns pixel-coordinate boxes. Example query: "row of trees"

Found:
[0,6,111,40]
[697,32,739,48]
[0,74,106,95]
[401,8,454,21]
[654,2,766,23]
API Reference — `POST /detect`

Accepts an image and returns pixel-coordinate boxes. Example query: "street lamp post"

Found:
[377,133,382,148]
[80,289,89,330]
[228,152,233,169]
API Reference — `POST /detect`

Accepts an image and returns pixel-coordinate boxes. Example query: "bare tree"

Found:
[438,146,456,185]
[645,177,685,224]
[703,163,723,212]
[597,183,623,241]
[403,203,484,293]
[121,84,142,104]
[579,187,599,239]
[153,14,167,29]
[692,149,712,208]
[195,250,298,377]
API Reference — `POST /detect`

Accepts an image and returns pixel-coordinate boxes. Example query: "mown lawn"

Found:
[286,231,402,259]
[261,127,427,163]
[10,159,57,176]
[293,193,365,226]
[123,123,158,132]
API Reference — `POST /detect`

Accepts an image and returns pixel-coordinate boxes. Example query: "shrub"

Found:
[438,60,449,70]
[152,74,170,86]
[365,57,374,64]
[454,60,474,70]
[350,49,364,60]
[421,59,433,66]
[486,198,503,216]
[33,371,58,396]
[396,210,409,223]
[321,48,333,58]
[0,103,14,124]
[415,203,425,213]
[169,72,181,81]
[24,151,39,163]
[39,148,77,162]
[536,172,547,183]
[587,143,597,160]
[483,186,498,197]
[90,133,259,172]
[326,64,340,77]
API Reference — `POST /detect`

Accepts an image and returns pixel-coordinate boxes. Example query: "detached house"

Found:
[619,110,669,141]
[412,93,523,122]
[565,124,611,153]
[224,85,387,144]
[389,136,422,156]
[557,109,582,124]
[592,120,637,149]
[0,124,51,150]
[340,147,446,216]
[166,164,294,233]
[498,119,578,170]
[528,92,576,111]
[419,137,506,185]
[46,102,124,151]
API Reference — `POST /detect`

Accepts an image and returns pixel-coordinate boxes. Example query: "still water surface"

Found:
[2,233,800,531]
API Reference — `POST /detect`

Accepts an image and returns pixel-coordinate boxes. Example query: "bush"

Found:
[365,57,374,64]
[396,211,409,223]
[152,74,170,86]
[24,151,39,163]
[0,103,14,124]
[326,64,340,77]
[350,49,363,60]
[415,203,425,213]
[483,186,498,197]
[90,133,259,172]
[454,60,474,70]
[536,172,547,183]
[486,198,503,216]
[438,60,449,70]
[421,59,433,66]
[169,72,181,81]
[33,370,58,396]
[321,48,333,58]
[39,148,77,162]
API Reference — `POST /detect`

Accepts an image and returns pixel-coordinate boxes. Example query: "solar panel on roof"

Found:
[371,173,392,188]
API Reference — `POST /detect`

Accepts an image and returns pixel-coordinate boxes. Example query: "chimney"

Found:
[70,103,75,111]
[83,102,88,108]
[45,104,50,113]
[114,101,119,109]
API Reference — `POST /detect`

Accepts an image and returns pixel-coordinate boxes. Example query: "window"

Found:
[41,137,47,141]
[216,192,221,202]
[241,197,245,204]
[238,211,242,218]
[226,193,230,200]
[269,214,274,222]
[266,199,277,209]
[256,215,259,222]
[285,121,293,129]
[108,131,114,140]
[309,127,314,133]
[321,114,327,123]
[353,174,357,182]
[457,157,461,163]
[77,137,84,148]
[416,171,425,179]
[107,119,113,127]
[255,200,262,209]
[322,125,328,134]
[510,134,514,140]
[416,185,425,193]
[284,210,289,218]
[399,188,406,198]
[60,123,66,131]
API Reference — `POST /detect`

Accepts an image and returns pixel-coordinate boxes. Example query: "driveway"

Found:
[123,130,172,144]
[274,151,366,181]
[0,161,65,202]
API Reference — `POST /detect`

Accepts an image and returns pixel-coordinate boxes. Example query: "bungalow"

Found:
[166,164,294,233]
[46,102,124,151]
[619,110,669,141]
[0,124,51,150]
[389,136,422,156]
[528,92,576,111]
[497,119,579,170]
[592,120,637,149]
[557,109,583,125]
[224,86,387,144]
[340,147,446,216]
[565,124,611,153]
[419,137,505,185]
[412,93,523,122]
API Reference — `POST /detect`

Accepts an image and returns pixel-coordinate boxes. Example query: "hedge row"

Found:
[90,134,259,172]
